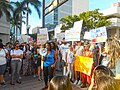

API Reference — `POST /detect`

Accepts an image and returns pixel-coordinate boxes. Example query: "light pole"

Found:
[42,0,45,28]
[27,25,31,35]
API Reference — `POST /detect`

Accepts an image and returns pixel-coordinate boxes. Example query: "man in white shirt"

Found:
[59,38,69,75]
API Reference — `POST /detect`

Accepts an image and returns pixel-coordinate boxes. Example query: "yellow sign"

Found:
[75,56,93,76]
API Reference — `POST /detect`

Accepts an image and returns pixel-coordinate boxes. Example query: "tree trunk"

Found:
[16,25,18,41]
[20,13,22,34]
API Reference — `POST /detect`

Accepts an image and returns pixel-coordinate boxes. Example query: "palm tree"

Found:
[10,1,26,40]
[0,0,13,21]
[22,0,41,34]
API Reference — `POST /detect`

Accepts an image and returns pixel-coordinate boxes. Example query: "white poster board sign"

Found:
[39,28,49,40]
[54,25,61,38]
[56,33,65,41]
[90,26,107,43]
[73,20,83,32]
[21,34,30,43]
[65,29,80,41]
[83,31,91,40]
[37,34,47,45]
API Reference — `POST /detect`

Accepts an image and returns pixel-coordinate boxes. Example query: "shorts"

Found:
[0,64,6,75]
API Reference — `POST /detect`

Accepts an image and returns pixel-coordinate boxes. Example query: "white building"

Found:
[101,2,120,39]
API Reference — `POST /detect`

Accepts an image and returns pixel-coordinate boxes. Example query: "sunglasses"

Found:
[16,46,19,48]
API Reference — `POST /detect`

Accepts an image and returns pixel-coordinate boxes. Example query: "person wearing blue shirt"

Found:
[41,42,57,90]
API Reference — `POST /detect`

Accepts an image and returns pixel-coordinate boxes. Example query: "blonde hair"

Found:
[105,38,120,68]
[48,76,72,90]
[96,75,120,90]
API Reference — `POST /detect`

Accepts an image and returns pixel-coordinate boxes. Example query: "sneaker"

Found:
[74,80,78,85]
[33,75,36,78]
[38,78,42,81]
[10,82,15,85]
[1,83,6,87]
[19,76,22,79]
[16,80,21,84]
[77,80,82,86]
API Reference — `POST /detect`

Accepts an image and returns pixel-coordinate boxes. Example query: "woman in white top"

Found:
[10,43,23,85]
[0,42,8,86]
[66,44,75,81]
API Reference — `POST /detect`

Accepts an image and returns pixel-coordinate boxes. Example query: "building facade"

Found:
[44,0,89,30]
[101,1,120,39]
[0,0,10,44]
[0,13,10,44]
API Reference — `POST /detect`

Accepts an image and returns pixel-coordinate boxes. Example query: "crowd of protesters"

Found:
[0,37,120,90]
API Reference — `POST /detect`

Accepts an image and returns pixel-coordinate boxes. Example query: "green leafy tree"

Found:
[60,9,111,32]
[0,0,13,21]
[10,1,26,40]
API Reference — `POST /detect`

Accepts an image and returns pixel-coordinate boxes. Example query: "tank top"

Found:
[44,49,55,67]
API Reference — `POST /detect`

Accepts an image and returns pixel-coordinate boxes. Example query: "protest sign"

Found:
[56,33,65,41]
[65,29,80,41]
[73,20,83,32]
[37,34,47,45]
[28,38,33,44]
[83,31,91,40]
[21,34,30,43]
[39,28,49,40]
[90,26,107,43]
[74,56,93,76]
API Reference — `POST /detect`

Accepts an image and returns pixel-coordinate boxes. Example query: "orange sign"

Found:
[75,56,93,76]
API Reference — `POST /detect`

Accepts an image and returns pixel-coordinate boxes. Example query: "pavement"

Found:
[0,72,88,90]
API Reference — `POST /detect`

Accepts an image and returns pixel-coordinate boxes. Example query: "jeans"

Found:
[43,66,54,86]
[66,63,73,79]
[11,60,22,82]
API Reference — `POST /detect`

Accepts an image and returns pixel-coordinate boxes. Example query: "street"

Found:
[0,73,87,90]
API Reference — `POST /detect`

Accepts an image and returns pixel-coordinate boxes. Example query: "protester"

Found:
[88,65,116,90]
[10,42,23,85]
[73,41,84,86]
[37,49,42,81]
[59,38,69,75]
[66,44,75,82]
[96,75,120,90]
[22,51,28,76]
[81,44,93,88]
[50,42,58,75]
[26,45,32,75]
[33,50,38,78]
[0,42,7,86]
[48,76,72,90]
[41,42,57,90]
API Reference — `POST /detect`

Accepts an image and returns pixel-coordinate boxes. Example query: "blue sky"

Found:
[11,0,118,34]
[90,0,118,10]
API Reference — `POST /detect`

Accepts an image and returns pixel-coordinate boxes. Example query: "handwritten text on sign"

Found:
[90,26,107,43]
[75,56,93,76]
[65,30,80,41]
[37,34,47,45]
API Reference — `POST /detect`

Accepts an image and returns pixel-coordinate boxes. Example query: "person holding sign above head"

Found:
[81,44,93,88]
[73,41,84,86]
[41,42,57,90]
